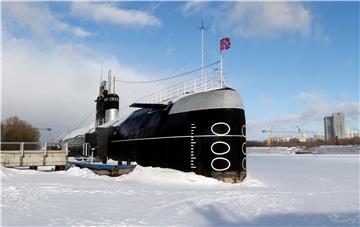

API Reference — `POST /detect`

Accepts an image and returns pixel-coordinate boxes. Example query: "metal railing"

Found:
[118,71,223,118]
[60,62,223,139]
[1,142,69,167]
[0,142,68,153]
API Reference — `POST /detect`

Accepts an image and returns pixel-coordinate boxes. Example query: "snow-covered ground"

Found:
[1,153,359,226]
[247,145,360,154]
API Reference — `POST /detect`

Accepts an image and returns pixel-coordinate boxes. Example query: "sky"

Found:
[1,1,359,141]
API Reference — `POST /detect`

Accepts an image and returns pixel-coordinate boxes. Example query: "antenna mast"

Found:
[198,19,207,89]
[108,69,112,94]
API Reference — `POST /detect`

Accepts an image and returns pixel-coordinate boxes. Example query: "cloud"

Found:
[272,91,359,127]
[225,2,311,38]
[185,2,312,39]
[180,2,313,39]
[55,22,91,38]
[296,90,331,105]
[0,2,167,142]
[246,91,359,140]
[2,2,91,39]
[181,1,209,15]
[1,35,157,141]
[71,2,161,27]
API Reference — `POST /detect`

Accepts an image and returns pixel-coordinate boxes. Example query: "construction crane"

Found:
[35,128,51,131]
[262,125,315,146]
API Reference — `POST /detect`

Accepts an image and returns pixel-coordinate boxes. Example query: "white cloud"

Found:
[1,2,166,142]
[1,35,157,141]
[71,2,161,27]
[181,1,209,15]
[227,2,311,38]
[55,22,91,38]
[246,91,359,140]
[273,91,359,127]
[2,2,91,39]
[180,2,313,38]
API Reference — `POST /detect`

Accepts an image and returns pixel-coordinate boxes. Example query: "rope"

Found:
[115,60,220,84]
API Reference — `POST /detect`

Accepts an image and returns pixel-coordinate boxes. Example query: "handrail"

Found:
[0,142,60,145]
[60,61,223,139]
[118,70,223,118]
[0,142,67,152]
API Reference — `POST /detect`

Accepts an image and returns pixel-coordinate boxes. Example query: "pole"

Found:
[108,69,112,93]
[220,53,224,88]
[201,19,205,89]
[113,76,115,94]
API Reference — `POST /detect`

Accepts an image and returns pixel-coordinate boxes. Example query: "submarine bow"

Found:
[107,87,246,183]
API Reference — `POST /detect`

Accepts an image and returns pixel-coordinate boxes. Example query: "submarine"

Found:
[61,68,246,183]
[59,35,246,183]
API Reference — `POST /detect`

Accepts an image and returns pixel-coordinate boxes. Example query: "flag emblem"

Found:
[220,38,231,52]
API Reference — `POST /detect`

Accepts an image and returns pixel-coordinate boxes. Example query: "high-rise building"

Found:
[324,113,346,142]
[324,116,334,142]
[332,113,346,138]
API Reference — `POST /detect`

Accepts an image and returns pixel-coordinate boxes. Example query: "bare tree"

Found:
[1,116,40,150]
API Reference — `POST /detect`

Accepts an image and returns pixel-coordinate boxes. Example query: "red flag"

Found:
[220,37,231,52]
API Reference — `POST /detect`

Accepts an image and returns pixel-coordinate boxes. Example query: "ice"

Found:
[1,152,359,226]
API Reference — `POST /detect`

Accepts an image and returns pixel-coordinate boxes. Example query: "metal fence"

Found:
[0,142,68,152]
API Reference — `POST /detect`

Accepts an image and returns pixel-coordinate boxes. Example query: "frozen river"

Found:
[1,153,359,226]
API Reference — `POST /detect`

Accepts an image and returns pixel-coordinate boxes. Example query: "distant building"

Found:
[333,113,346,138]
[272,137,290,142]
[324,113,346,142]
[298,133,307,142]
[314,133,325,141]
[324,116,334,142]
[347,130,360,138]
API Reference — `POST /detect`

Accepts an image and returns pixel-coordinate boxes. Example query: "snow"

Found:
[1,152,359,226]
[248,145,360,155]
[247,147,297,154]
[118,166,221,186]
[306,145,360,154]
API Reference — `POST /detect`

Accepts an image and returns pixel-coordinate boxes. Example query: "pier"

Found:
[0,142,68,170]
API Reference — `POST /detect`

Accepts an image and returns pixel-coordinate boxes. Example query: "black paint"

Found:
[106,107,246,182]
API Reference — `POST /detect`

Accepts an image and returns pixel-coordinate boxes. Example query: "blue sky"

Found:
[2,1,359,141]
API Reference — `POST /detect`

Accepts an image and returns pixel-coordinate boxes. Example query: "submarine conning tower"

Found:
[95,71,119,126]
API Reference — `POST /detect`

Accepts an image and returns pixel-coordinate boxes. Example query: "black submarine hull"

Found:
[101,87,246,183]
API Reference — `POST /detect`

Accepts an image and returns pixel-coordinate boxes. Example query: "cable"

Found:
[66,108,96,134]
[115,60,220,84]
